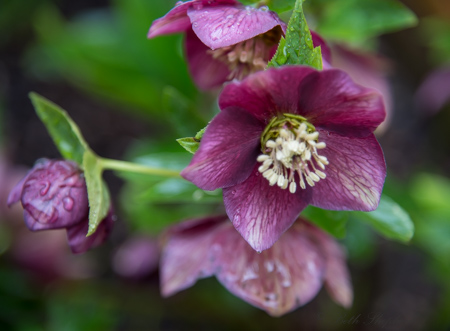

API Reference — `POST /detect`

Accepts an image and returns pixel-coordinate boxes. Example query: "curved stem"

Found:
[100,158,181,178]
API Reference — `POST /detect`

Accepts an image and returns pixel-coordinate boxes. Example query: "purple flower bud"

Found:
[8,159,89,231]
[66,207,115,254]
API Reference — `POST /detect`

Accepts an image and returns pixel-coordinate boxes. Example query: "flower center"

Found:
[208,28,281,80]
[257,114,328,193]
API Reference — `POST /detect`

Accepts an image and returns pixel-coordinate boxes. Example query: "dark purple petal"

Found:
[306,223,353,308]
[212,220,326,316]
[66,209,114,254]
[181,107,264,190]
[185,29,231,90]
[310,130,386,211]
[298,69,386,137]
[148,0,240,38]
[160,215,228,297]
[223,166,312,252]
[219,66,316,123]
[331,45,392,132]
[188,5,285,50]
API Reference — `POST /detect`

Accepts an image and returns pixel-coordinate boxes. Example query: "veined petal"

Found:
[310,130,386,211]
[219,66,316,123]
[298,69,386,137]
[185,29,231,90]
[181,107,263,190]
[148,0,240,38]
[223,166,312,252]
[160,215,228,297]
[188,5,285,50]
[212,220,326,316]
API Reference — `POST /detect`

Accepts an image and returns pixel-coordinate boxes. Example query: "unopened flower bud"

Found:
[7,159,89,231]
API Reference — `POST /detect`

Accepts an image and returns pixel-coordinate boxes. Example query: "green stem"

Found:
[100,158,181,178]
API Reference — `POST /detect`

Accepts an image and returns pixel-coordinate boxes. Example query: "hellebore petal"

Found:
[181,107,263,190]
[160,216,352,316]
[219,66,316,123]
[160,215,228,297]
[8,159,89,231]
[66,207,115,254]
[416,66,450,115]
[188,5,285,50]
[298,69,386,138]
[185,29,231,90]
[148,0,240,38]
[310,130,386,211]
[223,166,312,252]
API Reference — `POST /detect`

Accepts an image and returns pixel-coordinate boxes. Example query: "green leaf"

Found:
[83,152,110,236]
[411,173,450,213]
[267,0,296,13]
[30,92,90,164]
[268,0,322,69]
[302,206,348,238]
[176,126,207,154]
[353,195,414,242]
[316,0,418,44]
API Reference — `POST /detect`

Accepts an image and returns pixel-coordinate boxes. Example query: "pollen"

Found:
[257,122,328,193]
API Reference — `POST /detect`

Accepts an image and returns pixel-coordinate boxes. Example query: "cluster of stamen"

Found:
[257,117,328,194]
[208,29,280,80]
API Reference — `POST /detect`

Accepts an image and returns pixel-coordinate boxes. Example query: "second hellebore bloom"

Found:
[8,159,114,254]
[148,0,286,89]
[181,66,386,251]
[161,216,352,316]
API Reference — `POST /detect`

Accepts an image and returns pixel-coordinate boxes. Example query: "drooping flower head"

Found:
[161,215,353,316]
[148,0,287,89]
[181,66,386,251]
[7,159,89,231]
[8,159,114,254]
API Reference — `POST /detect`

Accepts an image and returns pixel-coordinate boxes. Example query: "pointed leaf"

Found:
[302,206,348,238]
[30,92,90,164]
[353,195,414,242]
[176,126,207,154]
[83,151,110,236]
[268,0,322,69]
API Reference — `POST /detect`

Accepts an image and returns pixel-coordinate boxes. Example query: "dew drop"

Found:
[231,189,237,195]
[63,197,74,211]
[260,6,269,12]
[234,214,241,226]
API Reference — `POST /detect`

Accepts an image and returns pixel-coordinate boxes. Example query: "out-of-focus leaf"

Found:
[302,206,348,238]
[162,86,206,136]
[411,173,450,213]
[83,152,110,235]
[26,0,198,118]
[343,217,376,266]
[315,0,417,44]
[353,195,414,243]
[176,126,207,154]
[268,0,322,69]
[119,143,222,234]
[422,18,450,65]
[30,92,89,165]
[267,0,296,13]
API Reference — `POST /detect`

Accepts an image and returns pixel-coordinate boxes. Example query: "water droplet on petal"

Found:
[40,181,50,196]
[63,196,74,211]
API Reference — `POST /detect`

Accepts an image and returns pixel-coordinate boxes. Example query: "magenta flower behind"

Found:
[182,66,387,251]
[148,0,286,89]
[8,159,114,254]
[161,215,353,317]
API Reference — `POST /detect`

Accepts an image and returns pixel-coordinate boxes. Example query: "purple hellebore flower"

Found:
[181,66,386,252]
[160,215,353,317]
[148,0,287,89]
[8,159,114,254]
